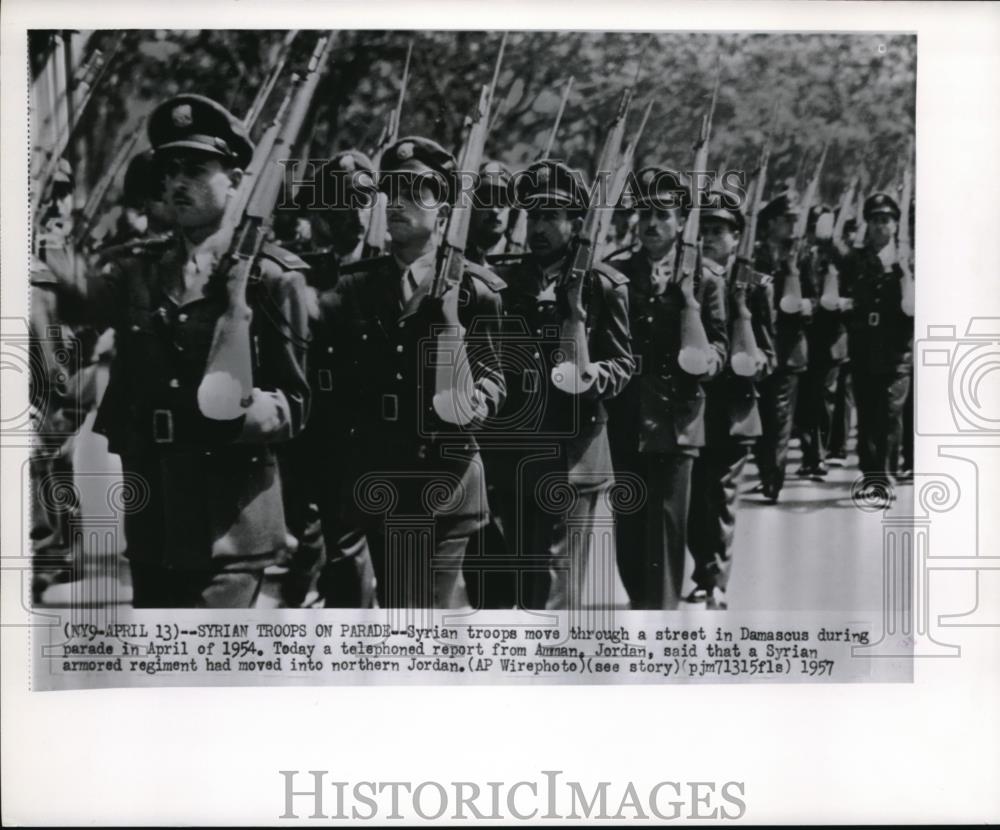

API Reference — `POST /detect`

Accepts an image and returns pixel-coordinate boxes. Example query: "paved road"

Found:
[35,415,906,615]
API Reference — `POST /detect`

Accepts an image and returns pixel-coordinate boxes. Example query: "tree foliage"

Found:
[31,29,915,210]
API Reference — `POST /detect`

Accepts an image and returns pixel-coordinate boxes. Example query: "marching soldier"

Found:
[50,94,312,608]
[796,204,850,479]
[752,191,816,502]
[280,150,378,607]
[605,167,727,610]
[464,160,516,607]
[488,159,634,610]
[839,192,914,489]
[686,201,775,609]
[318,136,506,608]
[467,160,513,263]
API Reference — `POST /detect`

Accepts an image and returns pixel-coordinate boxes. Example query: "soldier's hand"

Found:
[837,297,854,312]
[238,388,288,442]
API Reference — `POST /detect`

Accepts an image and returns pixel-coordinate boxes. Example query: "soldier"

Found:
[752,191,816,503]
[487,160,632,610]
[605,167,727,610]
[318,136,506,608]
[840,192,914,490]
[467,160,513,263]
[795,204,850,479]
[464,160,516,608]
[50,94,312,608]
[686,202,775,609]
[280,150,378,607]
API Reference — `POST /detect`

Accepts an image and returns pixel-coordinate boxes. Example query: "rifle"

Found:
[507,74,575,253]
[820,172,858,309]
[671,60,722,376]
[428,35,507,424]
[243,30,300,132]
[730,103,777,378]
[898,137,915,316]
[197,34,335,421]
[72,120,146,249]
[362,39,414,258]
[778,142,827,314]
[32,32,126,223]
[547,63,646,393]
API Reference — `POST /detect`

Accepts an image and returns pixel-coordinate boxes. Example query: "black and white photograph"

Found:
[2,1,998,823]
[25,28,916,621]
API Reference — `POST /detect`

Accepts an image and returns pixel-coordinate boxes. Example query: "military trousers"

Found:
[754,369,801,495]
[520,488,605,611]
[688,443,749,593]
[280,441,376,609]
[829,364,854,457]
[798,361,842,469]
[851,364,911,481]
[367,530,468,609]
[614,453,694,610]
[462,460,517,609]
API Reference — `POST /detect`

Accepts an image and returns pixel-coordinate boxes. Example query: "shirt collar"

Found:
[394,247,438,288]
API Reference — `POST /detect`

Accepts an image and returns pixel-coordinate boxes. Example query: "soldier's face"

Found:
[868,213,897,248]
[470,203,511,250]
[385,177,444,245]
[160,152,241,229]
[638,207,682,258]
[311,205,371,253]
[700,219,740,264]
[526,206,573,254]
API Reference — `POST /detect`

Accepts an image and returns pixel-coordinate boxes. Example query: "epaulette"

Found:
[259,242,310,272]
[96,231,175,261]
[603,244,636,264]
[464,259,507,292]
[593,260,629,286]
[339,254,390,276]
[485,252,528,267]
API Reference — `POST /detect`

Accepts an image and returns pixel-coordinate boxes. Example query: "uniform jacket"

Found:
[486,253,635,493]
[800,242,849,366]
[839,245,915,374]
[604,247,728,457]
[319,253,506,539]
[702,260,777,446]
[62,234,312,571]
[754,241,817,372]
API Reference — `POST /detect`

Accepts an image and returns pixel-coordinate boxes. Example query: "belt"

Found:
[868,311,881,327]
[153,409,174,443]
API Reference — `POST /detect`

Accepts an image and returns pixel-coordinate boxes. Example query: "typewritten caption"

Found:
[32,611,911,689]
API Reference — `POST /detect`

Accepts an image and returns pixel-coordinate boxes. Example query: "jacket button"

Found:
[327,346,334,353]
[396,344,404,353]
[169,378,180,389]
[395,372,403,380]
[646,316,653,323]
[178,313,188,323]
[362,333,368,340]
[131,324,140,332]
[533,352,540,359]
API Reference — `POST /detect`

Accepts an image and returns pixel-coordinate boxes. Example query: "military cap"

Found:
[379,136,456,202]
[700,204,745,233]
[759,190,800,225]
[148,94,254,169]
[863,191,901,221]
[630,166,690,211]
[474,160,513,207]
[515,159,589,210]
[295,149,376,211]
[806,203,833,234]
